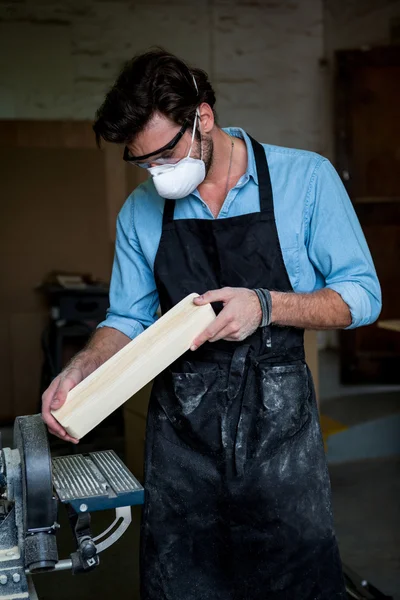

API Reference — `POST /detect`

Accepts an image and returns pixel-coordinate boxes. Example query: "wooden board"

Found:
[52,294,216,439]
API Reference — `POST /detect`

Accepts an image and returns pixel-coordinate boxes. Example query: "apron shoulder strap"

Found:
[247,135,274,214]
[162,198,176,226]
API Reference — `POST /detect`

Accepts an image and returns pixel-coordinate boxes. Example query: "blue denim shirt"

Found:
[98,128,381,339]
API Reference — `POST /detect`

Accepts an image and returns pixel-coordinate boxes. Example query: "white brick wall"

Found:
[0,0,398,152]
[213,0,324,149]
[0,0,325,150]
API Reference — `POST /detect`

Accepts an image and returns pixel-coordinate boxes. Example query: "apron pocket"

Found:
[172,371,215,416]
[158,369,227,453]
[251,361,311,458]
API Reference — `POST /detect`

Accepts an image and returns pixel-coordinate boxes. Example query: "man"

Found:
[42,49,381,599]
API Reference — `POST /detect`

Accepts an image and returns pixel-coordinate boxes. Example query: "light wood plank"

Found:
[52,294,216,439]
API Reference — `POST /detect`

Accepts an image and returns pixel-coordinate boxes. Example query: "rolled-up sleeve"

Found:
[307,159,381,329]
[97,196,159,339]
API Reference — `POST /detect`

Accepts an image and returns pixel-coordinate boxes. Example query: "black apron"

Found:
[140,137,346,600]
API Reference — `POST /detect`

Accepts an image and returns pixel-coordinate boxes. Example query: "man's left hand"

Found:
[191,287,262,350]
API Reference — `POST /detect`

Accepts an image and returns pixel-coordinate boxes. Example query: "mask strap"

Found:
[191,111,198,144]
[198,110,203,161]
[188,74,202,160]
[187,109,203,160]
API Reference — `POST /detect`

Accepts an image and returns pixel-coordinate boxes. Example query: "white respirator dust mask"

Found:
[148,110,206,199]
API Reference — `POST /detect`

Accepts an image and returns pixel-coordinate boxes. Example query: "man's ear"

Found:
[198,102,215,134]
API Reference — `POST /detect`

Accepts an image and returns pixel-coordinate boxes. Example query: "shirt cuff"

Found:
[326,281,373,329]
[97,315,145,340]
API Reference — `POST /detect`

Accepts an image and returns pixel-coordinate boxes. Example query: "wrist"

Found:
[251,289,263,327]
[69,350,100,378]
[269,291,277,323]
[269,291,287,324]
[253,288,273,327]
[270,291,282,324]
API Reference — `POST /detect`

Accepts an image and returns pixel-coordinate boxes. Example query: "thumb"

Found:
[50,392,65,411]
[50,376,75,410]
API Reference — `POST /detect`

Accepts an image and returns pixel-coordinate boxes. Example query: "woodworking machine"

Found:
[0,414,144,599]
[0,415,393,600]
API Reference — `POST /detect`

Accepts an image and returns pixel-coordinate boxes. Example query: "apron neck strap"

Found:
[162,134,274,225]
[162,198,176,226]
[247,134,274,214]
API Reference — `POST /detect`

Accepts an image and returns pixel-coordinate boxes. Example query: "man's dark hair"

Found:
[93,48,217,148]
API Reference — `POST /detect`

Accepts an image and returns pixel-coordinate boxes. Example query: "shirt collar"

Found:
[222,127,259,185]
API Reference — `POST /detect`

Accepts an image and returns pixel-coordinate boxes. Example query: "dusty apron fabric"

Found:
[140,136,346,600]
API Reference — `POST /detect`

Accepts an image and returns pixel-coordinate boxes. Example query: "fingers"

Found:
[42,376,61,418]
[42,407,79,444]
[191,310,238,350]
[208,323,241,343]
[46,417,79,445]
[193,288,234,306]
[42,372,81,444]
[191,287,261,348]
[190,315,226,350]
[191,288,236,349]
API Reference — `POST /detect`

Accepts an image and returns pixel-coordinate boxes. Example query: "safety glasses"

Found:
[123,121,189,169]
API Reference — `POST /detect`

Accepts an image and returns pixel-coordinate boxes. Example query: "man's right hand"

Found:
[41,327,131,443]
[41,365,84,444]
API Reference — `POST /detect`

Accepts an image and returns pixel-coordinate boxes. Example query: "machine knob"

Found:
[80,538,97,560]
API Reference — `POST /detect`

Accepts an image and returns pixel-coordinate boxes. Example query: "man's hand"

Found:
[42,366,84,444]
[42,327,131,443]
[191,287,262,350]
